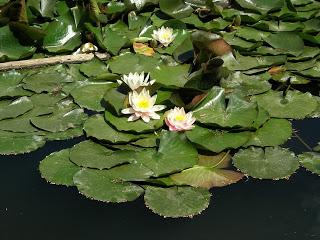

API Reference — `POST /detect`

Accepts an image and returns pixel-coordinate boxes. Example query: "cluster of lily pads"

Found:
[0,0,320,218]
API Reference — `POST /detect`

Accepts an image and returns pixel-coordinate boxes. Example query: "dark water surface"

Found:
[0,119,319,240]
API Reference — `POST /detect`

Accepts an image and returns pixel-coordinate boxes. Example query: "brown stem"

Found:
[0,52,110,71]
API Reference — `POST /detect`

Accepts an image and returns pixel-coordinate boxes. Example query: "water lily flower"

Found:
[165,107,196,132]
[73,42,98,54]
[117,72,155,91]
[121,88,166,122]
[130,0,144,9]
[152,27,176,47]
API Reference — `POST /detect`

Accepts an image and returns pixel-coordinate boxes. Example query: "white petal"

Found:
[121,108,134,114]
[141,115,150,123]
[128,114,140,121]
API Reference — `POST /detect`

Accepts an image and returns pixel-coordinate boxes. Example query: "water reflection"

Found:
[0,119,319,240]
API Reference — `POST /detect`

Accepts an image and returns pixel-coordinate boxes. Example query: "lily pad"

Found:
[0,130,45,155]
[0,71,31,98]
[170,165,244,189]
[244,118,292,147]
[144,186,211,218]
[253,90,318,119]
[150,64,190,88]
[138,131,198,177]
[186,125,251,153]
[264,32,304,56]
[298,152,320,175]
[0,26,36,62]
[70,140,135,170]
[0,97,33,121]
[234,0,284,14]
[105,111,163,133]
[83,114,145,143]
[71,82,116,111]
[159,0,193,19]
[31,103,87,132]
[39,149,81,186]
[192,87,258,128]
[43,14,81,53]
[108,53,163,74]
[233,146,299,179]
[220,71,271,96]
[73,168,144,203]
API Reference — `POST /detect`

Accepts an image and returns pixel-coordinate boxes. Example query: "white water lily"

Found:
[130,0,144,9]
[117,72,155,91]
[152,27,176,47]
[165,107,196,132]
[121,88,166,122]
[73,42,98,54]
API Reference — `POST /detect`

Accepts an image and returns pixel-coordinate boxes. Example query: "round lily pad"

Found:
[233,146,300,179]
[39,149,80,186]
[74,168,144,203]
[144,186,211,218]
[253,90,318,119]
[298,152,320,175]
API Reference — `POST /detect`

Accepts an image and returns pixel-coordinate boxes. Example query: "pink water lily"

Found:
[165,107,196,131]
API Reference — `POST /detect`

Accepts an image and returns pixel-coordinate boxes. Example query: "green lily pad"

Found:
[103,88,126,115]
[0,71,31,98]
[244,118,292,147]
[144,186,211,218]
[44,127,84,141]
[252,21,304,32]
[222,52,287,71]
[150,64,190,88]
[28,0,56,18]
[220,71,271,96]
[234,0,284,14]
[300,62,320,78]
[31,102,87,132]
[264,32,304,56]
[39,149,81,186]
[85,23,129,55]
[233,146,299,179]
[0,26,36,62]
[105,163,154,181]
[70,140,135,170]
[271,71,310,85]
[138,131,198,177]
[83,114,144,143]
[43,14,81,53]
[79,58,110,77]
[192,87,258,128]
[159,0,193,19]
[73,168,144,203]
[71,82,116,111]
[0,130,45,155]
[0,97,33,121]
[299,152,320,175]
[105,111,163,133]
[234,27,270,42]
[22,71,73,94]
[108,53,163,74]
[186,125,251,153]
[253,90,318,119]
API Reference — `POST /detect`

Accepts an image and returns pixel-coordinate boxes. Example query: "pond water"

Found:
[0,118,319,240]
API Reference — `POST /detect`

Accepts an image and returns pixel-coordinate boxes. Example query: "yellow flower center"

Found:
[175,115,185,121]
[161,32,171,40]
[137,98,150,109]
